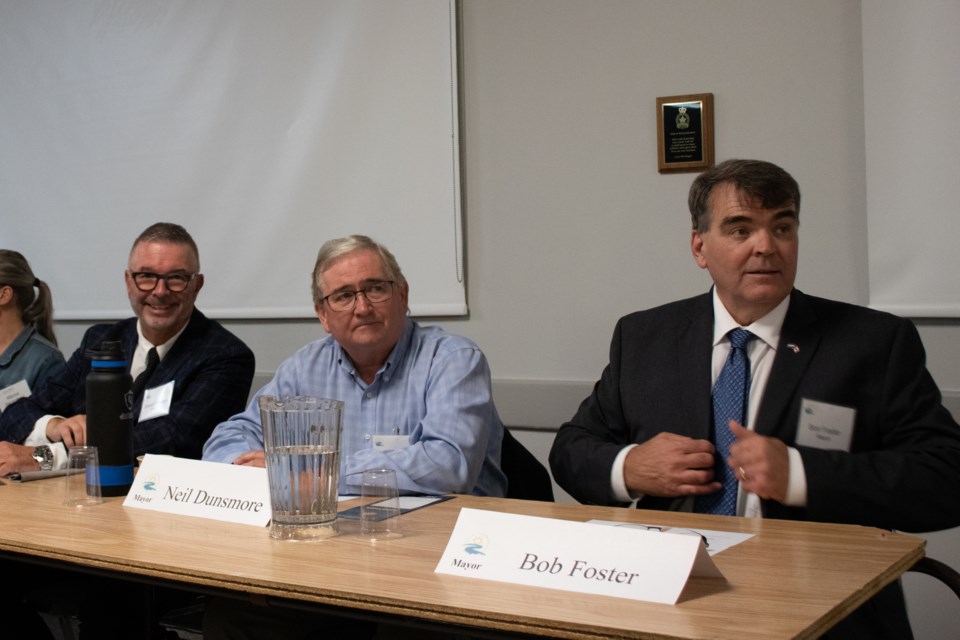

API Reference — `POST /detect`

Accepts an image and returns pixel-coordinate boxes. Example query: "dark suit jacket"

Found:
[550,289,960,638]
[0,308,255,460]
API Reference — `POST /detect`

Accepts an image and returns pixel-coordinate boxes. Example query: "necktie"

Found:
[695,328,754,515]
[132,347,159,397]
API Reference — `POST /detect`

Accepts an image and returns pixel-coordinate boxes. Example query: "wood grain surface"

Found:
[0,477,923,639]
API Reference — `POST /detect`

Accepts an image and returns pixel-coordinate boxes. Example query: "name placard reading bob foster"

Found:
[657,93,714,173]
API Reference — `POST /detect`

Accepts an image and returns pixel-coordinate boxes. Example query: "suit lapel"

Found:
[148,308,203,380]
[121,321,139,375]
[754,290,820,439]
[677,293,714,440]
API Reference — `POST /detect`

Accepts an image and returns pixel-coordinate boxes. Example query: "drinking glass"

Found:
[360,468,403,540]
[260,395,344,540]
[64,446,103,507]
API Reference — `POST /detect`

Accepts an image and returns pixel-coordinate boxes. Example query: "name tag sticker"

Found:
[796,398,855,451]
[372,434,409,451]
[139,380,174,422]
[124,455,270,526]
[435,508,725,605]
[0,379,31,411]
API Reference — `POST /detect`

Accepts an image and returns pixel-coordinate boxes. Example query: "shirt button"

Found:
[364,434,372,441]
[366,392,374,398]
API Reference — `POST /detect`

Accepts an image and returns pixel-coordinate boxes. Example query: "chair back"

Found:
[908,557,960,599]
[501,428,555,502]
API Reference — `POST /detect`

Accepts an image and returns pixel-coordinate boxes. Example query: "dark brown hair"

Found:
[688,159,801,232]
[0,249,57,346]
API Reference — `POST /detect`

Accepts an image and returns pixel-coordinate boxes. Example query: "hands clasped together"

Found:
[623,421,789,503]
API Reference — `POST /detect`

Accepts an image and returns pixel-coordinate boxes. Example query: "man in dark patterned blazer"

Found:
[0,222,255,475]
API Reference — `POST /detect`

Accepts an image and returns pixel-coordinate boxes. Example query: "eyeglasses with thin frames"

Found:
[129,271,198,293]
[321,280,394,312]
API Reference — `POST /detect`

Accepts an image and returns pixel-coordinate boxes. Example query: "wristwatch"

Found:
[32,445,54,471]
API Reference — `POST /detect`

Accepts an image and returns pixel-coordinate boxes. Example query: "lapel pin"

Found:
[786,343,800,353]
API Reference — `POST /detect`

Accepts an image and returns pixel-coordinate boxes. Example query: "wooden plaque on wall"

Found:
[657,93,714,173]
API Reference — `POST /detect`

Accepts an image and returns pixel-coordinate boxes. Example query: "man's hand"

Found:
[623,432,721,497]
[45,415,87,449]
[728,421,790,502]
[232,451,266,467]
[0,442,40,476]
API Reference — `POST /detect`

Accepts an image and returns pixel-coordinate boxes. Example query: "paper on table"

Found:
[587,520,753,556]
[339,495,452,519]
[7,469,69,483]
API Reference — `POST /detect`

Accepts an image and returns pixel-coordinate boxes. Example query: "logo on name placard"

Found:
[463,534,488,556]
[130,474,160,504]
[450,534,488,572]
[142,475,159,491]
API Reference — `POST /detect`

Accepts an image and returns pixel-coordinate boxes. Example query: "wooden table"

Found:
[0,476,923,639]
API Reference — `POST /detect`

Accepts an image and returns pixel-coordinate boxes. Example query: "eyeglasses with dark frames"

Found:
[321,280,394,312]
[129,272,198,293]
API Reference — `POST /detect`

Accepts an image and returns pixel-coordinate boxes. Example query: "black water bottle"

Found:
[85,340,134,497]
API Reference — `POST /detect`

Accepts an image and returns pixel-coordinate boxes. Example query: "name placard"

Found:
[435,508,724,604]
[123,455,271,527]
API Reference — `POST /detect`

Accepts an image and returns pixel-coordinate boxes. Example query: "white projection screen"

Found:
[863,1,960,317]
[0,0,465,319]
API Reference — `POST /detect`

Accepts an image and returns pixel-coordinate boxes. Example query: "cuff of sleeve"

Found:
[51,442,68,471]
[23,415,59,446]
[24,417,69,471]
[611,444,643,502]
[783,446,808,507]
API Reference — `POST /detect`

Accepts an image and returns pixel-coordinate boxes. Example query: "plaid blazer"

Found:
[0,308,254,460]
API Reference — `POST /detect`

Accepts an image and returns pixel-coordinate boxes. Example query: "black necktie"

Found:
[695,328,754,515]
[132,347,159,397]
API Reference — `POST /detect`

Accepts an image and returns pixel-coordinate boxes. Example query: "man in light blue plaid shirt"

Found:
[203,234,506,497]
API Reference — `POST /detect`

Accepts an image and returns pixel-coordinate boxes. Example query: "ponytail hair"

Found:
[0,250,57,346]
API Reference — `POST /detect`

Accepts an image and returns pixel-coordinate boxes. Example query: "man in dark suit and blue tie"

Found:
[0,222,255,474]
[550,159,960,638]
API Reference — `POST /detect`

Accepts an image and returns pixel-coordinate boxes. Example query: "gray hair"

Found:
[311,235,407,305]
[130,222,200,270]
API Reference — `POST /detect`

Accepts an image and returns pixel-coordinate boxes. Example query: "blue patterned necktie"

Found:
[695,328,754,515]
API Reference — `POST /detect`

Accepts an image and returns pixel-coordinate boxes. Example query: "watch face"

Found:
[33,445,54,470]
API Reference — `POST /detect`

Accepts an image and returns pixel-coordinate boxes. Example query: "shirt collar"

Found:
[0,326,36,365]
[136,318,188,361]
[711,288,791,350]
